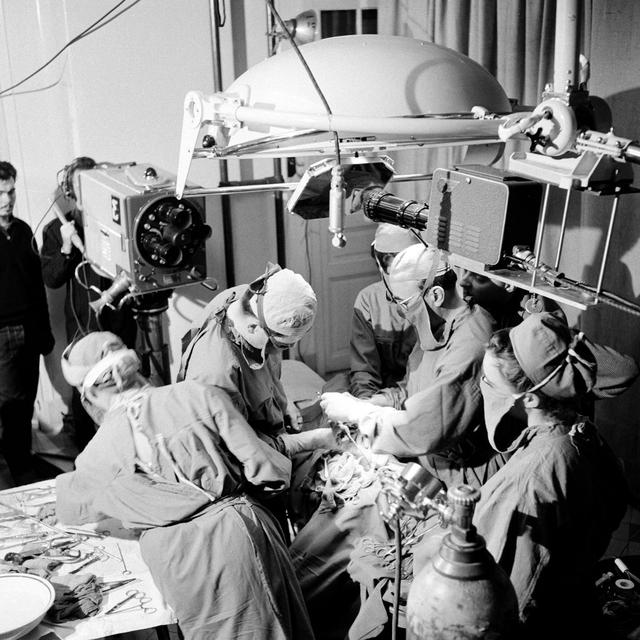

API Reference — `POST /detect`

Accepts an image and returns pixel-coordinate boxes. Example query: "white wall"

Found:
[0,1,256,424]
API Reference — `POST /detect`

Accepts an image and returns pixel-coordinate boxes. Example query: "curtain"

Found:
[380,0,640,494]
[379,1,562,200]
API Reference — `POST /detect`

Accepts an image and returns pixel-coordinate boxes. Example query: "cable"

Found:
[74,261,94,291]
[0,0,142,98]
[214,0,226,28]
[29,193,66,256]
[410,228,428,248]
[68,279,87,338]
[391,515,402,640]
[79,0,144,39]
[31,194,64,237]
[294,219,313,366]
[264,0,341,165]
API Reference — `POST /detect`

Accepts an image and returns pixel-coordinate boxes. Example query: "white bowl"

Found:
[0,573,55,640]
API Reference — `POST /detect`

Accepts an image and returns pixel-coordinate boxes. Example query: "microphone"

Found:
[55,210,85,253]
[360,187,429,231]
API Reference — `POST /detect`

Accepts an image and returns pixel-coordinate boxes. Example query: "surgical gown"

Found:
[350,281,417,399]
[414,420,628,639]
[179,285,289,436]
[367,304,503,488]
[55,381,314,640]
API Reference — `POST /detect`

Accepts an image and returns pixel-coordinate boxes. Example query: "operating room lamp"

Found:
[175,34,512,199]
[267,9,317,54]
[175,0,640,317]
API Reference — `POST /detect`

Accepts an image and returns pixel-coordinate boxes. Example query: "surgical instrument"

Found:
[103,589,156,615]
[68,553,101,574]
[100,578,139,594]
[116,543,131,576]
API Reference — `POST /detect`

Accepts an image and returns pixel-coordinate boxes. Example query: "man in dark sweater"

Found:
[0,161,55,484]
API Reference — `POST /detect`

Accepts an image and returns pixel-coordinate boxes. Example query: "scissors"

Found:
[103,589,157,615]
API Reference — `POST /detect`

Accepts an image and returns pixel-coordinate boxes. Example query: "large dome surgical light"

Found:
[175,34,513,200]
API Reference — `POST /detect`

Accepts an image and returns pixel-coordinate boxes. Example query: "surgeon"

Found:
[294,245,498,640]
[322,243,503,489]
[53,332,316,640]
[179,264,333,537]
[179,263,318,438]
[349,223,419,398]
[414,312,629,639]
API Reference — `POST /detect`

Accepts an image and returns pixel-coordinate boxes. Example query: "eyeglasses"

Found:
[480,373,523,399]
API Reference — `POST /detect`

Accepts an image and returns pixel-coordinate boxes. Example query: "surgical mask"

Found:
[479,375,522,452]
[480,357,568,451]
[240,337,269,371]
[270,335,299,350]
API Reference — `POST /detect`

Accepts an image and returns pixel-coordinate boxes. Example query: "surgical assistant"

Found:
[54,332,315,640]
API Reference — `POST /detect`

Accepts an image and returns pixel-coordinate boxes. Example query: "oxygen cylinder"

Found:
[406,485,519,640]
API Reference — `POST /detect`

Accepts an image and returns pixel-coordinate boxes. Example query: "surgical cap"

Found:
[259,268,317,339]
[509,312,597,399]
[61,332,130,387]
[373,224,420,253]
[387,243,450,291]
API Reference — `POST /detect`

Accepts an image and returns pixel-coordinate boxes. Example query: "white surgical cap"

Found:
[373,223,420,253]
[256,268,317,340]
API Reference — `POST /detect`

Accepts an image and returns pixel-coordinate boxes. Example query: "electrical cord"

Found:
[0,0,143,98]
[265,0,342,165]
[391,515,402,640]
[79,0,144,39]
[213,0,226,28]
[29,193,65,251]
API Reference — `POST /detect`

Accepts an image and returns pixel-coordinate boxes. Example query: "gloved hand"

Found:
[285,398,303,432]
[320,392,376,425]
[278,428,336,457]
[368,393,393,407]
[60,220,77,254]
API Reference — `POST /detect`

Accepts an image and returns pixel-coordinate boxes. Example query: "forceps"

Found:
[103,589,157,615]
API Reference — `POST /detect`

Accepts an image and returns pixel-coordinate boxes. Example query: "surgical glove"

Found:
[285,398,303,432]
[320,392,375,425]
[278,428,336,457]
[60,221,77,254]
[368,393,393,407]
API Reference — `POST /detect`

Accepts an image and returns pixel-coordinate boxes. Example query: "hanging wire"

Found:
[0,0,143,98]
[391,514,402,640]
[214,0,226,27]
[264,0,342,165]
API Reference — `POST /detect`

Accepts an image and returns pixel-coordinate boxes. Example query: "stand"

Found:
[132,290,174,385]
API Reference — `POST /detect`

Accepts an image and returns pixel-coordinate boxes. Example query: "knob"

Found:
[447,485,480,507]
[202,134,216,148]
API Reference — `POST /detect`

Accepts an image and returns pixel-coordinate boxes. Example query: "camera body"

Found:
[76,163,211,296]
